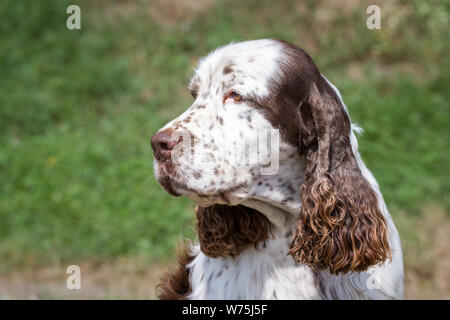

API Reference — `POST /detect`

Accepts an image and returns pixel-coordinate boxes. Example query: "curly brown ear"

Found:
[156,243,193,300]
[288,82,391,275]
[196,204,271,258]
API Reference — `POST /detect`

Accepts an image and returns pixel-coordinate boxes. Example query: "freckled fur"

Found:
[153,39,404,300]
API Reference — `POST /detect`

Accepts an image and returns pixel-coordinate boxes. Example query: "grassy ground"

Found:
[0,0,448,299]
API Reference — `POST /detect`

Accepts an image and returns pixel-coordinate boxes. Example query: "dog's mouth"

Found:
[158,175,183,196]
[154,161,186,197]
[154,160,248,206]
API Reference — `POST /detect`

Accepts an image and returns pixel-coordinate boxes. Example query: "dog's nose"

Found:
[151,129,180,161]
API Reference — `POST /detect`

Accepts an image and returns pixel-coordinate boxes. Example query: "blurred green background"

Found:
[0,0,448,299]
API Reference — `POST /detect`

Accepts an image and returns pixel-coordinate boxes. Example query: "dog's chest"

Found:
[187,240,322,299]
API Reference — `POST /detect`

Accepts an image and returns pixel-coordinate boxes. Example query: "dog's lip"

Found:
[154,160,185,196]
[159,175,182,196]
[157,167,188,197]
[154,160,247,201]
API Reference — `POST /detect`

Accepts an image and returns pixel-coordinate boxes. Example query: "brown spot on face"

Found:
[193,171,202,179]
[223,64,234,74]
[287,185,296,194]
[188,76,200,97]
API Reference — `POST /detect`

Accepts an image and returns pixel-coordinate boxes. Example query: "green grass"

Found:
[0,0,448,270]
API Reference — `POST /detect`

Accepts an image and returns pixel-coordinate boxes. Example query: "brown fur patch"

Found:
[223,64,234,74]
[196,205,272,258]
[288,82,391,275]
[156,244,194,300]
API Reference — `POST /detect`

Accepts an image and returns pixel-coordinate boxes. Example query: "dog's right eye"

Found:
[224,91,246,104]
[230,91,243,101]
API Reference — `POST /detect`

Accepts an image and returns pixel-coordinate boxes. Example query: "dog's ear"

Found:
[156,242,193,300]
[196,204,271,258]
[288,82,391,275]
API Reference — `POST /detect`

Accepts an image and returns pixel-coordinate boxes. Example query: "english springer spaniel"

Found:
[151,39,404,299]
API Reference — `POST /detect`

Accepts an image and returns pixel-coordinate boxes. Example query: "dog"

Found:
[151,39,404,299]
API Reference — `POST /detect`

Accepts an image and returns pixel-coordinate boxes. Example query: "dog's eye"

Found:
[191,91,197,99]
[223,91,246,104]
[229,91,243,102]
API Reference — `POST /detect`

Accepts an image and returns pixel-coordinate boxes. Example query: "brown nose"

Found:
[151,129,180,161]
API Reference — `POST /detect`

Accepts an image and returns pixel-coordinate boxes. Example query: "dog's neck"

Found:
[243,154,305,235]
[243,198,298,237]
